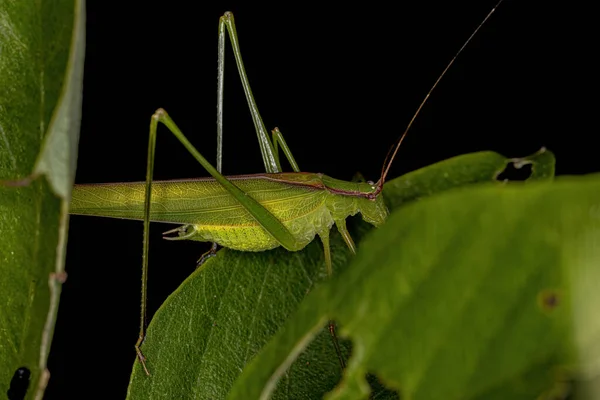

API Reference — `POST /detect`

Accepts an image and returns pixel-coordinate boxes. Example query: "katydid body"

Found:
[70,173,387,253]
[68,3,503,377]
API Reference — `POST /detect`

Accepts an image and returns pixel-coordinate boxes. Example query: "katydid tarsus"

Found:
[68,2,504,376]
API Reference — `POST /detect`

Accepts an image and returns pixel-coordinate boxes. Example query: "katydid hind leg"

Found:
[318,231,346,370]
[221,13,301,174]
[135,104,162,376]
[151,109,299,251]
[217,13,225,175]
[209,18,229,264]
[134,109,302,375]
[224,9,350,373]
[220,12,280,173]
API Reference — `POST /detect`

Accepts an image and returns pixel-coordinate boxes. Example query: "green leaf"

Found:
[126,240,351,399]
[228,174,600,400]
[383,151,508,210]
[127,151,526,399]
[0,1,85,398]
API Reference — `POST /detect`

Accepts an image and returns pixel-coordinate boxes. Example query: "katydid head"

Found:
[321,175,388,226]
[356,187,388,227]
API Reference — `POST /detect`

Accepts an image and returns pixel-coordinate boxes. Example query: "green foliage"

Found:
[2,4,597,399]
[126,151,574,399]
[229,160,600,400]
[0,1,85,398]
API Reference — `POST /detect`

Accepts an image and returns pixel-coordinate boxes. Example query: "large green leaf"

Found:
[126,150,547,398]
[0,1,85,399]
[228,174,600,400]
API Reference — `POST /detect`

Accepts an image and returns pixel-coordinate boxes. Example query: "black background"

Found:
[42,0,595,398]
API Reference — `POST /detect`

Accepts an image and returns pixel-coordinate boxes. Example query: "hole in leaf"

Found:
[538,289,561,313]
[496,161,533,181]
[6,367,30,400]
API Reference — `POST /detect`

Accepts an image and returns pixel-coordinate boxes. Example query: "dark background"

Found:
[42,0,595,398]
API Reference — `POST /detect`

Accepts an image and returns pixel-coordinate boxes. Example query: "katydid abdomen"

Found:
[70,172,388,252]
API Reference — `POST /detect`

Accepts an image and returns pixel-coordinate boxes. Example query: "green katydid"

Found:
[69,3,503,376]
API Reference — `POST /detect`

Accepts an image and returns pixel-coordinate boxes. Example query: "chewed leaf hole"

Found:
[7,367,30,400]
[496,161,533,181]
